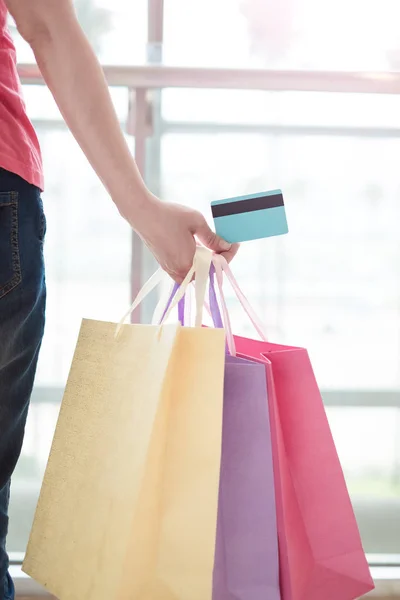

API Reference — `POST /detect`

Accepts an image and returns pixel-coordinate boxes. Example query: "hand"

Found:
[124,193,239,283]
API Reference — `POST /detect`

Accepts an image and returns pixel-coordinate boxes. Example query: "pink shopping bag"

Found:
[211,257,375,600]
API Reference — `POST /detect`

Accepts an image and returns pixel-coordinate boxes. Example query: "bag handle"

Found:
[159,282,188,326]
[209,264,236,355]
[210,254,268,352]
[159,246,211,327]
[115,246,212,337]
[163,255,267,357]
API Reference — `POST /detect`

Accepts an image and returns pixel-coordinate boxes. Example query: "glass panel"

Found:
[164,0,400,70]
[327,407,400,554]
[8,121,133,551]
[154,89,400,554]
[22,85,129,123]
[8,402,59,552]
[162,90,400,129]
[21,83,132,385]
[160,129,400,391]
[8,0,147,65]
[34,126,132,386]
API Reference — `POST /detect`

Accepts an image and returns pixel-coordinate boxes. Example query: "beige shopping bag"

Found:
[23,253,225,600]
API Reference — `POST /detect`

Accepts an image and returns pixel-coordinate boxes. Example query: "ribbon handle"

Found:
[160,246,211,327]
[116,247,212,337]
[210,254,268,354]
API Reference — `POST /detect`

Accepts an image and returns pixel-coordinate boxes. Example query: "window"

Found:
[8,0,400,562]
[155,91,400,553]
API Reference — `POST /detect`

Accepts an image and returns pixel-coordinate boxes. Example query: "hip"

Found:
[0,168,46,305]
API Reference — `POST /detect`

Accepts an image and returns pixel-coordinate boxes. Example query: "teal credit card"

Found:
[211,189,288,244]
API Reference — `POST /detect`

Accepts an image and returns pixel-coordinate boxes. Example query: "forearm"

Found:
[5,0,236,281]
[9,0,149,220]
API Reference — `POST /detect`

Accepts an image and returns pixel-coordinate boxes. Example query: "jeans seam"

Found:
[0,191,22,300]
[38,198,46,244]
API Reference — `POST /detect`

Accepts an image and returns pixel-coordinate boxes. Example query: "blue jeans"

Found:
[0,169,46,600]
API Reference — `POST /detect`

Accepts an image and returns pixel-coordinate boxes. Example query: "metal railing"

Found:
[18,63,400,93]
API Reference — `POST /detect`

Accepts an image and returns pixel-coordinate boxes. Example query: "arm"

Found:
[6,0,237,282]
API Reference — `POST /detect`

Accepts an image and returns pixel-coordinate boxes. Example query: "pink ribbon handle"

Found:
[211,254,268,352]
[209,263,236,356]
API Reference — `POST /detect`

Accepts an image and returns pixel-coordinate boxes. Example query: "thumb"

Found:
[195,218,231,253]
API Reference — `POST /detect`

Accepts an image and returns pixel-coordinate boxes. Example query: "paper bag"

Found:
[235,336,375,600]
[23,319,225,600]
[213,355,280,600]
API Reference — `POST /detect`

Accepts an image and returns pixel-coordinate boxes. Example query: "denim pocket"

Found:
[0,191,22,299]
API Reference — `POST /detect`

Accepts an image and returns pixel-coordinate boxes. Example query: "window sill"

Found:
[10,565,400,599]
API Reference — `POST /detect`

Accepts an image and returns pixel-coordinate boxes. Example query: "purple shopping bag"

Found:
[214,354,281,600]
[167,278,281,600]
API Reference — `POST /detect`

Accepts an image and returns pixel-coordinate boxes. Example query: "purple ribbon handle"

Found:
[160,265,224,330]
[160,282,185,326]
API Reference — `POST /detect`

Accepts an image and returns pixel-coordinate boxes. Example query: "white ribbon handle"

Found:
[116,247,212,337]
[151,275,175,326]
[193,246,212,328]
[160,246,212,327]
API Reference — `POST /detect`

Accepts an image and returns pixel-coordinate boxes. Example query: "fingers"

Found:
[194,217,231,253]
[168,264,193,284]
[163,211,238,284]
[170,242,239,285]
[220,243,240,264]
[167,245,239,285]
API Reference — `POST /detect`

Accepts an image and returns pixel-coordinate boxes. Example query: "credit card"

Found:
[211,189,288,244]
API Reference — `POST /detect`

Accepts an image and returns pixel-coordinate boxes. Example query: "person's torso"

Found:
[0,1,43,190]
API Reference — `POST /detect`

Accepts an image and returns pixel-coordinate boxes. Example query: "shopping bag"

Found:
[213,354,281,600]
[172,273,281,600]
[23,249,226,600]
[210,256,375,600]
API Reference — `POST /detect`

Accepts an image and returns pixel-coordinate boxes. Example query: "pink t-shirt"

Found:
[0,2,43,189]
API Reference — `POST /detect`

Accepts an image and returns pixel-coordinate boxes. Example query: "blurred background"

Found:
[8,0,400,568]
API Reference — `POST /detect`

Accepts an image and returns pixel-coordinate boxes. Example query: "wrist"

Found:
[113,186,160,230]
